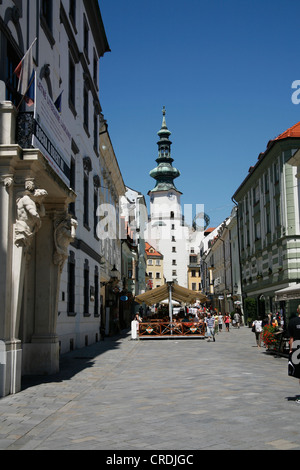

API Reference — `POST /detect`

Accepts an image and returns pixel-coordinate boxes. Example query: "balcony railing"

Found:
[138,321,205,338]
[16,112,34,148]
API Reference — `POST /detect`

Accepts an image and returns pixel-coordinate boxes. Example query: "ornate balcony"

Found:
[16,112,34,148]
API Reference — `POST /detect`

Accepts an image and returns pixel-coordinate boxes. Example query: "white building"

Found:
[0,0,111,366]
[120,186,148,297]
[98,118,125,336]
[146,107,205,288]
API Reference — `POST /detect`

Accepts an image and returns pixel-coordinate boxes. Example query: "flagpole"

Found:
[16,71,35,111]
[5,38,37,88]
[16,37,37,71]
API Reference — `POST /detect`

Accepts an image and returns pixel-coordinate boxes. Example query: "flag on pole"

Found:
[54,90,63,113]
[14,38,37,107]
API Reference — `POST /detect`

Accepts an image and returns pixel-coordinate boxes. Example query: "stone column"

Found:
[22,212,77,375]
[0,171,20,397]
[10,187,47,378]
[0,102,20,396]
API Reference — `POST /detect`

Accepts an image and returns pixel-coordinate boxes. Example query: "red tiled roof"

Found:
[274,121,300,141]
[145,242,163,258]
[233,120,300,200]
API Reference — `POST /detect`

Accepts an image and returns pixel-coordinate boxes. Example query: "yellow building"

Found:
[187,250,201,293]
[145,242,165,289]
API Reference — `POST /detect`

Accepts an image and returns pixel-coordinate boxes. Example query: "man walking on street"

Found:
[234,312,241,328]
[205,312,216,342]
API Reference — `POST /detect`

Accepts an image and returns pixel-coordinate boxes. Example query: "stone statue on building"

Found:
[14,188,48,248]
[53,213,78,270]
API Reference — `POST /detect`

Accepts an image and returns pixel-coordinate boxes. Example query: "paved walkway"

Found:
[0,326,299,450]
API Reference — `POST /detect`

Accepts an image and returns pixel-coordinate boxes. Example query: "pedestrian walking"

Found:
[233,312,241,328]
[214,313,219,334]
[288,306,300,402]
[224,313,230,332]
[205,312,215,342]
[252,318,263,347]
[218,313,223,332]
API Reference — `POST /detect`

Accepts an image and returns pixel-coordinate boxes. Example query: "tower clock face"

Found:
[168,192,175,200]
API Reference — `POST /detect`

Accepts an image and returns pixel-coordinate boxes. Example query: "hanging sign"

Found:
[120,296,128,301]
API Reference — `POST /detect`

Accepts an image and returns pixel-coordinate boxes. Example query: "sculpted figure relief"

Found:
[53,214,78,270]
[14,189,48,248]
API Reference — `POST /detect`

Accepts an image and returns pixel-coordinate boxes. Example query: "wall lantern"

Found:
[110,265,119,280]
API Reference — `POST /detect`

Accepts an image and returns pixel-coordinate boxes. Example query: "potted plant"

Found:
[262,325,278,350]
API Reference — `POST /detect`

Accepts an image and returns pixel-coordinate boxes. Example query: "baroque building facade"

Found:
[232,121,300,322]
[0,0,113,394]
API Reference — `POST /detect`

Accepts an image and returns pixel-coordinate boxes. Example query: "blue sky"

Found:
[99,0,300,228]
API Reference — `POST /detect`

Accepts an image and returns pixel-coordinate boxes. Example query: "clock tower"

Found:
[147,107,189,287]
[148,106,182,221]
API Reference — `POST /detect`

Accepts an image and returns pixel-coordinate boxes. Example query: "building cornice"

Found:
[233,137,300,201]
[83,0,110,57]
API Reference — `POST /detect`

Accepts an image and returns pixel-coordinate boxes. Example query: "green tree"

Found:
[244,297,257,325]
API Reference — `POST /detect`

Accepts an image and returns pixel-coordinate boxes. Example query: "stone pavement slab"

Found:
[0,327,299,450]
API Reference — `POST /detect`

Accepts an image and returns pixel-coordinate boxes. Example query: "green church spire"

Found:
[149,107,181,193]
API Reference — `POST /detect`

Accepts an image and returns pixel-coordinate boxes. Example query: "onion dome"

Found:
[149,107,181,192]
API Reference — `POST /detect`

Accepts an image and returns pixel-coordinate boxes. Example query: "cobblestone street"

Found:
[0,326,299,451]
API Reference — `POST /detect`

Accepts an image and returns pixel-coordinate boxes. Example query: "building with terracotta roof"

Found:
[145,242,165,290]
[232,120,300,323]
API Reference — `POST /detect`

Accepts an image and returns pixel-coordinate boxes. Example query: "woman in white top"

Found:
[252,319,263,347]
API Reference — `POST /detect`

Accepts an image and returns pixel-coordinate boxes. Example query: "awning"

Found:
[275,284,300,301]
[135,284,207,306]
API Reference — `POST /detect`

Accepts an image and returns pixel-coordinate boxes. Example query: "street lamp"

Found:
[167,281,173,333]
[110,265,118,281]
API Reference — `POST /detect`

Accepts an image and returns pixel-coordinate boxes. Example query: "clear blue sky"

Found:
[99,0,300,228]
